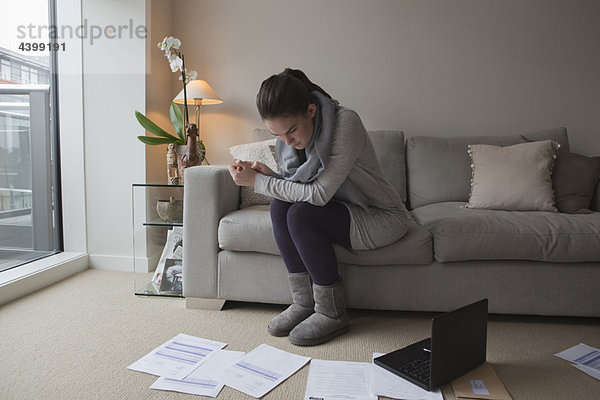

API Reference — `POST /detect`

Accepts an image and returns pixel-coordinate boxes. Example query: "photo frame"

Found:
[152,227,183,285]
[159,258,183,293]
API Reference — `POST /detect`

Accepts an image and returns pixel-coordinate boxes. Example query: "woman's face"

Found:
[265,103,317,150]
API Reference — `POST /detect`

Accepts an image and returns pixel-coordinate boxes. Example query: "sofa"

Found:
[183,127,600,317]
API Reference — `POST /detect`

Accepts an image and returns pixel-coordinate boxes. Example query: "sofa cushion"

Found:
[551,150,600,214]
[405,128,570,209]
[229,138,279,208]
[520,135,600,214]
[411,202,600,263]
[254,129,407,203]
[466,141,558,212]
[593,182,600,212]
[218,205,433,265]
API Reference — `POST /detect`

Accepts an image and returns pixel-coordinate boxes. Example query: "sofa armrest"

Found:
[183,165,240,298]
[591,181,600,212]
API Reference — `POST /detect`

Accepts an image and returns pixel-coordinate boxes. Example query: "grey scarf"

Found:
[275,91,370,210]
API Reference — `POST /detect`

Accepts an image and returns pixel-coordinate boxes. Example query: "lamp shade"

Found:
[173,80,223,106]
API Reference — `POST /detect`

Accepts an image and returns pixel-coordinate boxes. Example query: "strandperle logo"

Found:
[17,19,147,45]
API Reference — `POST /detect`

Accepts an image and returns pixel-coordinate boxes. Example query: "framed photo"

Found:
[159,258,183,293]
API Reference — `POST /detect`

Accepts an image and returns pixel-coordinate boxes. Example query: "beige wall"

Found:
[156,0,600,164]
[146,0,174,183]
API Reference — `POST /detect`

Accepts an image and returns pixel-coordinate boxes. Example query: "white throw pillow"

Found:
[466,140,559,211]
[229,138,279,208]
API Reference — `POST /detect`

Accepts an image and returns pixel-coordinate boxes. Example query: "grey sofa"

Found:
[183,127,600,317]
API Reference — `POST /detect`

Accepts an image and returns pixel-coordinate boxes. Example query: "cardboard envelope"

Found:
[451,363,513,400]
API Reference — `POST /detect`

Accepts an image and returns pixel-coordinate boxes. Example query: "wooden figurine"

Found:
[167,143,179,185]
[180,123,201,168]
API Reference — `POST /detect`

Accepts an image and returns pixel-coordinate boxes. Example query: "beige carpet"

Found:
[0,269,598,400]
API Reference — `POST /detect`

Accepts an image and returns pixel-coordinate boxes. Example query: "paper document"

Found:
[451,363,512,400]
[371,353,442,400]
[304,359,376,400]
[150,350,245,397]
[127,333,227,379]
[555,343,600,381]
[219,344,310,398]
[572,363,600,380]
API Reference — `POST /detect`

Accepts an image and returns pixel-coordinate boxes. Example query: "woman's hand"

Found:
[249,161,276,177]
[228,159,259,186]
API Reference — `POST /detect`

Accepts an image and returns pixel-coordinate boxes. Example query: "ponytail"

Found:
[256,68,332,120]
[281,68,332,100]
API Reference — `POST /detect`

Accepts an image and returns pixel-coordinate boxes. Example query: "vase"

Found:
[156,196,184,223]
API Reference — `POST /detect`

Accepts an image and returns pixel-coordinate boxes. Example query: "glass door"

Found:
[0,0,61,272]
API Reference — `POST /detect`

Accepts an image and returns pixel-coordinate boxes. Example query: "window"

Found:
[20,66,30,84]
[30,69,38,84]
[0,0,62,272]
[0,59,10,81]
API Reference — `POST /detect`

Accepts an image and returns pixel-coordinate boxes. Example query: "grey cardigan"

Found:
[254,106,409,250]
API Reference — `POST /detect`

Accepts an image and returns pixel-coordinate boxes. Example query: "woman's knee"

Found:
[286,202,317,232]
[270,199,292,226]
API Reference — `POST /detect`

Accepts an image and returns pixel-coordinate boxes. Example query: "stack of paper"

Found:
[305,359,376,400]
[128,334,310,398]
[554,343,600,381]
[150,350,246,397]
[127,333,227,380]
[302,355,444,400]
[219,343,311,398]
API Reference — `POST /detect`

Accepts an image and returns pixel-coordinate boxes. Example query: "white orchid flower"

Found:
[179,69,198,84]
[167,37,181,50]
[158,36,182,60]
[158,36,181,51]
[185,69,198,83]
[169,56,183,72]
[167,53,179,64]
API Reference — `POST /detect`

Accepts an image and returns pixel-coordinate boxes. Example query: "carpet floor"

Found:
[0,269,598,400]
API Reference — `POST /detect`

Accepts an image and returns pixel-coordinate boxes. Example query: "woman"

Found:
[228,68,408,346]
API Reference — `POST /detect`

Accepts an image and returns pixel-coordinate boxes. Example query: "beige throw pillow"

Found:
[466,140,558,211]
[229,138,279,208]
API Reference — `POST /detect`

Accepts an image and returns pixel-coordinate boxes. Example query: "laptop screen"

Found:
[430,298,488,388]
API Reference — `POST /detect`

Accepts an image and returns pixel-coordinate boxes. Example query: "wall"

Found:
[168,0,600,164]
[81,0,147,270]
[145,0,174,184]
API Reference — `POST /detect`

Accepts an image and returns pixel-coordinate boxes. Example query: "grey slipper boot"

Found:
[267,272,315,337]
[288,277,349,346]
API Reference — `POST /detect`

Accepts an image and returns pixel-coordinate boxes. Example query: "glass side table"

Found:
[132,183,184,297]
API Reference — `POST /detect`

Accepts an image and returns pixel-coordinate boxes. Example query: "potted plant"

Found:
[135,36,205,184]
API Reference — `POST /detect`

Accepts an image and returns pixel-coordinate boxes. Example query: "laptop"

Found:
[374,298,488,391]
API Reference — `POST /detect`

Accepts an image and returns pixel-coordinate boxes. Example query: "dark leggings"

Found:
[270,199,352,286]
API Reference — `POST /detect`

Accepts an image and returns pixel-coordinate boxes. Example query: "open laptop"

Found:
[374,298,488,391]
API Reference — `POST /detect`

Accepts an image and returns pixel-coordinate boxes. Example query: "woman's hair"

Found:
[256,68,332,120]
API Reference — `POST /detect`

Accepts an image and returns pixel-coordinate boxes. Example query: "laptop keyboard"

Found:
[398,358,431,383]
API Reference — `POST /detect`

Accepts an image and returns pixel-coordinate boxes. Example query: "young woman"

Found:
[228,68,408,346]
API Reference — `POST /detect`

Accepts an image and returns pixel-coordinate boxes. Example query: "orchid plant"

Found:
[135,36,200,146]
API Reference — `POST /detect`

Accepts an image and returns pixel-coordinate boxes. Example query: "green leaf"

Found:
[137,136,175,145]
[169,103,185,143]
[135,111,179,141]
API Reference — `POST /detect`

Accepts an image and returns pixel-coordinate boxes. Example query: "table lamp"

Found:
[173,80,222,167]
